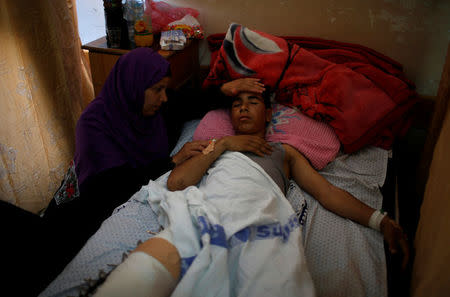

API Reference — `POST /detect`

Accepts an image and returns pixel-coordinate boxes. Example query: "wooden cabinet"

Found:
[82,36,200,97]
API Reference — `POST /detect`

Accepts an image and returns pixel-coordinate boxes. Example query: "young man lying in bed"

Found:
[168,90,408,252]
[93,89,409,297]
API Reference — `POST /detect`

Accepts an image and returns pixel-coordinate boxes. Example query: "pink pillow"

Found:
[193,104,340,169]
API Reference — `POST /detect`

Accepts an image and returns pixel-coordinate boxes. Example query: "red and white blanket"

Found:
[203,24,418,153]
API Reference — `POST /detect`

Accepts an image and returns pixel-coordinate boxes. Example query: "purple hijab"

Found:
[74,48,170,189]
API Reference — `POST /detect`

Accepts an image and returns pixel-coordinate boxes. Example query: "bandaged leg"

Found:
[94,231,180,297]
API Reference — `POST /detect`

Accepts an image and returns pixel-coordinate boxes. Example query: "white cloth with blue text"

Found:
[146,151,315,297]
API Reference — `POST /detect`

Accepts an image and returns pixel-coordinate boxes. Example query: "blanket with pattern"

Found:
[203,24,418,153]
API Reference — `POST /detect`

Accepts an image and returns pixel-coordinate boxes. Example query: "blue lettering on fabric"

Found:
[183,214,305,276]
[180,256,196,278]
[272,225,283,237]
[197,216,227,248]
[196,214,303,250]
[228,213,302,248]
[234,227,250,242]
[283,225,291,241]
[256,225,270,238]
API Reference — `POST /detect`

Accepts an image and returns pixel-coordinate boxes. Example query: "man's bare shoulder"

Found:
[281,143,300,157]
[281,143,310,167]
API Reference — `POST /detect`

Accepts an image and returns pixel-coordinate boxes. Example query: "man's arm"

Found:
[283,144,409,269]
[167,135,273,191]
[167,139,227,191]
[283,144,374,226]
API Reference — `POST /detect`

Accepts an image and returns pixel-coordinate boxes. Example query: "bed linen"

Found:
[39,120,388,297]
[142,151,315,297]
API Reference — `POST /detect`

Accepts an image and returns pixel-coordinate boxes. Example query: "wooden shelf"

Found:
[82,36,196,59]
[82,36,200,97]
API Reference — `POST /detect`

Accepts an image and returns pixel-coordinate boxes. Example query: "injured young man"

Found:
[92,90,409,297]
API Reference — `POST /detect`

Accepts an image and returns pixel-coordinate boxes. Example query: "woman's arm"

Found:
[167,135,273,191]
[283,144,409,269]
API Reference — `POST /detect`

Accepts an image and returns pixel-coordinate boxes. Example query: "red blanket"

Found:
[203,24,418,153]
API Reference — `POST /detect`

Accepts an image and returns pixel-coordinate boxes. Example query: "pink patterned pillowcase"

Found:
[193,104,340,169]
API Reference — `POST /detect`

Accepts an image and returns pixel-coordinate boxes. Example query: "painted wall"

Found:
[76,0,105,45]
[77,0,450,96]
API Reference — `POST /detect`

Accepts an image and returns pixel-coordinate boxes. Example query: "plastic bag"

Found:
[163,14,204,39]
[146,0,199,33]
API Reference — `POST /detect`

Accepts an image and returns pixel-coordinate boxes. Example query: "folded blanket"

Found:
[146,152,315,297]
[203,24,418,153]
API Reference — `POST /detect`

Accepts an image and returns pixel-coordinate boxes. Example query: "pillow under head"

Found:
[193,104,340,169]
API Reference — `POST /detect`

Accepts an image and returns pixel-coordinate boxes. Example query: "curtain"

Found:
[0,0,94,213]
[411,44,450,297]
[411,100,450,297]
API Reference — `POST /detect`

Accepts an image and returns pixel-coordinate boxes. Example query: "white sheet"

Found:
[145,151,315,297]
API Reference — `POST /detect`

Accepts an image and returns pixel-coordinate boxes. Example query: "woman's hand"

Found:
[221,135,273,157]
[220,78,266,97]
[380,216,410,270]
[172,140,209,165]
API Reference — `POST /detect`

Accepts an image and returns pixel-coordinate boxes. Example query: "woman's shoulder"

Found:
[77,99,107,126]
[75,100,110,143]
[81,98,106,118]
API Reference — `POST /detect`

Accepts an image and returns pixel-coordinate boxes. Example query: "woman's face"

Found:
[142,77,171,116]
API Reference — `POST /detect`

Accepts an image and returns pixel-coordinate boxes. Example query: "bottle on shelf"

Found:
[103,0,128,48]
[124,0,153,48]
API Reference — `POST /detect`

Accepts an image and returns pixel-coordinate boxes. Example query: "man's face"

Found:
[230,92,272,135]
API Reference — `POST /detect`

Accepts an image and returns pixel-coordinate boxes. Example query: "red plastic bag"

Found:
[146,0,200,33]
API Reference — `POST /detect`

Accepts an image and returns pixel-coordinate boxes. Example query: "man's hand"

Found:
[220,78,266,97]
[172,140,209,165]
[221,135,273,157]
[380,216,410,270]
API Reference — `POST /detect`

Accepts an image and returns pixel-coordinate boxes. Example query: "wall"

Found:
[76,0,105,45]
[77,0,450,96]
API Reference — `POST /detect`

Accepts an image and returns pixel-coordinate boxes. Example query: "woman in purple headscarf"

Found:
[41,48,213,269]
[72,47,201,195]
